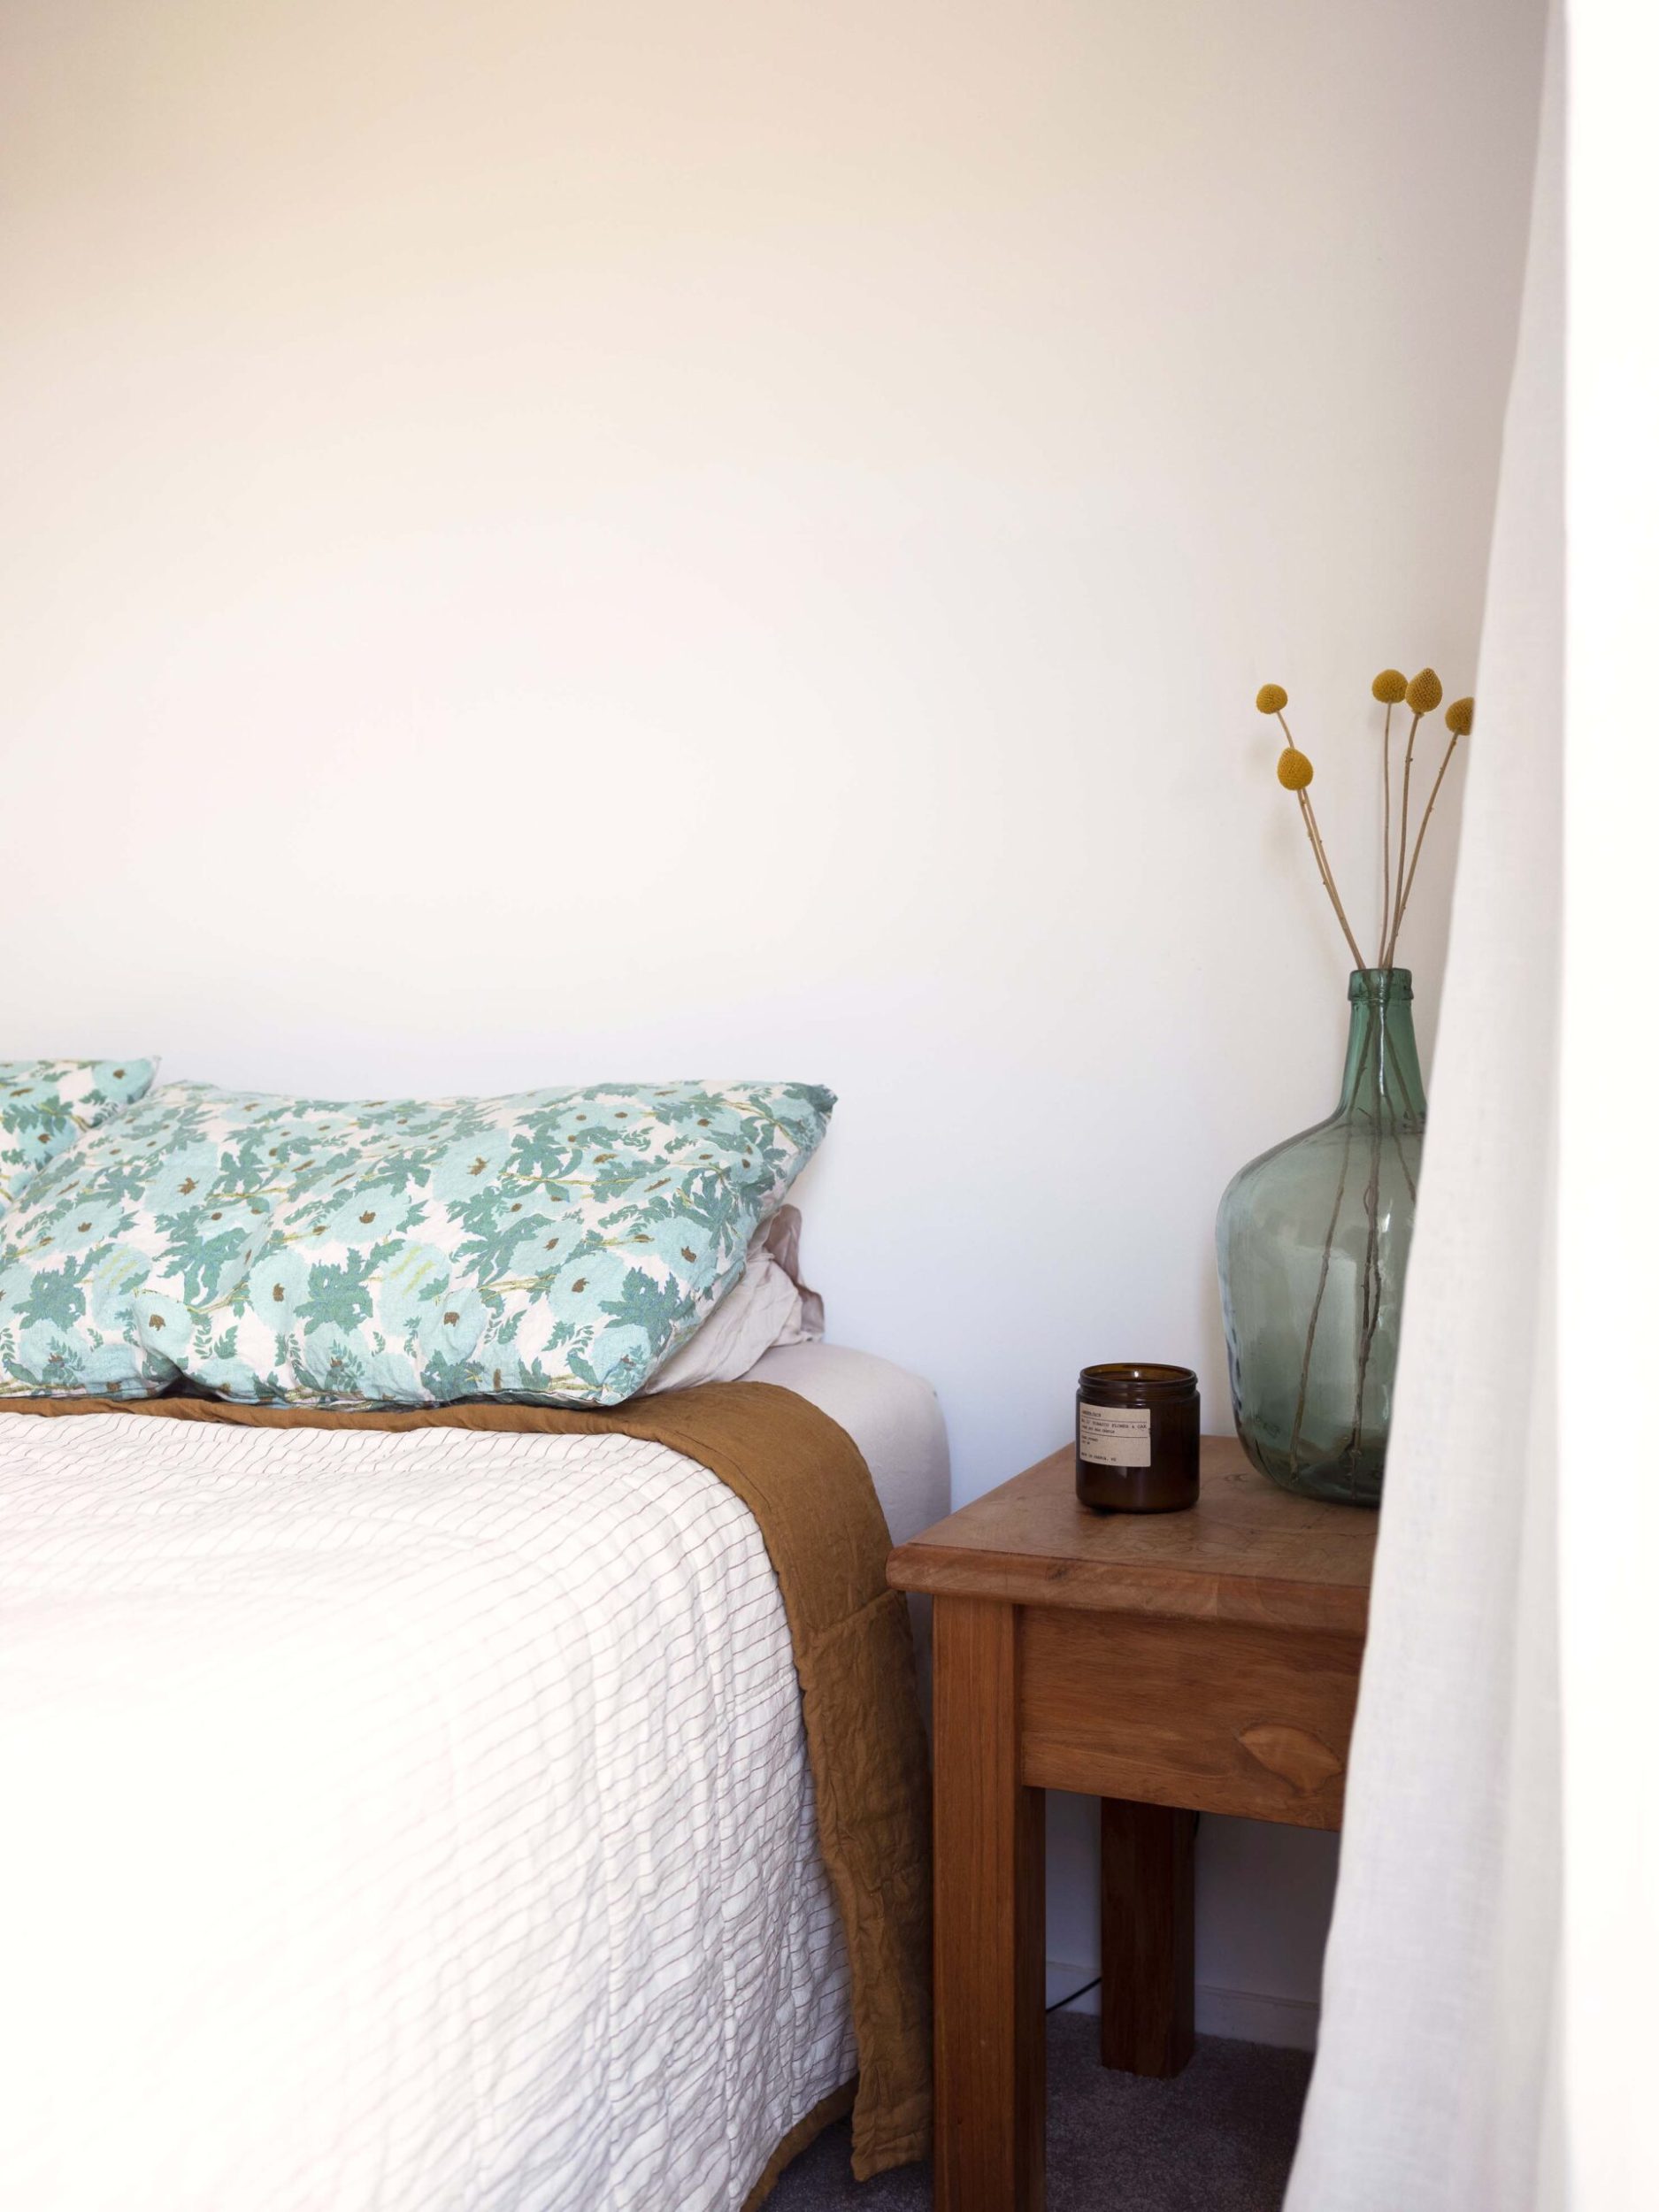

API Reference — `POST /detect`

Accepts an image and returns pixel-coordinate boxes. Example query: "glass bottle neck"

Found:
[1336,969,1426,1126]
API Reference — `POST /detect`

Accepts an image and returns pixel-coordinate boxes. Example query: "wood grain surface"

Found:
[932,1598,1046,2212]
[1020,1606,1362,1828]
[1099,1800,1195,2076]
[888,1437,1376,1634]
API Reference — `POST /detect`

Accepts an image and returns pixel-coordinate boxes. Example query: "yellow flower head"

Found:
[1405,667,1443,715]
[1446,695,1474,736]
[1371,669,1408,704]
[1276,747,1314,791]
[1256,684,1288,715]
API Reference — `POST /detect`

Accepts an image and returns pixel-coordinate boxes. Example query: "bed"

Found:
[0,1343,944,2212]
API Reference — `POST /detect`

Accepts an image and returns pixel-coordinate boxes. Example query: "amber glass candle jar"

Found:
[1075,1363,1200,1512]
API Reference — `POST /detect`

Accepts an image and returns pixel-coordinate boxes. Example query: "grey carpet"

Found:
[768,2021,1312,2210]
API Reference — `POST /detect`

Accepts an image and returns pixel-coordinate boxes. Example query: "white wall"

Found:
[0,0,1543,2035]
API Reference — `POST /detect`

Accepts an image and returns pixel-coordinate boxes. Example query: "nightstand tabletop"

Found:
[887,1433,1377,1636]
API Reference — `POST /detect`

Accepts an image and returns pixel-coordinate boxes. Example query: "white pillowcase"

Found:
[647,1206,822,1394]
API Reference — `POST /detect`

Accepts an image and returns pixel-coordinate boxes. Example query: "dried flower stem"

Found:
[1296,788,1368,972]
[1386,732,1463,963]
[1385,712,1423,966]
[1377,703,1394,966]
[1289,1110,1356,1471]
[1275,706,1368,970]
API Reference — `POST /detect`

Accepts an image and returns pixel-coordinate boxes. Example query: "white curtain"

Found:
[1557,0,1659,2200]
[1286,13,1564,2207]
[1288,4,1659,2204]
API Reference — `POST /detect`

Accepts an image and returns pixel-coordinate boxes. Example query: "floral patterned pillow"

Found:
[0,1078,833,1406]
[0,1059,157,1213]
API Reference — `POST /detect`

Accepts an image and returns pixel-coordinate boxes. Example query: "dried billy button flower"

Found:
[1405,667,1443,715]
[1386,688,1478,962]
[1250,663,1473,972]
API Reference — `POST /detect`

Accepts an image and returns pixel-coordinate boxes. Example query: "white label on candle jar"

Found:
[1078,1404,1152,1468]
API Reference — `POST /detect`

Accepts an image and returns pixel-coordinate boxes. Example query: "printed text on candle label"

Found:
[1078,1405,1152,1468]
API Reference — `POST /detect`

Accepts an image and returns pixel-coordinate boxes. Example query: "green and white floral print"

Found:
[0,1059,157,1213]
[0,1078,833,1407]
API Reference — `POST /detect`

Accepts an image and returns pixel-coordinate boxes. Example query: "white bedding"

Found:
[0,1415,860,2212]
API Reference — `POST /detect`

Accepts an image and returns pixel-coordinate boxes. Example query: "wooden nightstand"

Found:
[887,1434,1377,2212]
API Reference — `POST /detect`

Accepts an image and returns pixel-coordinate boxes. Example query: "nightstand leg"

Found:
[933,1597,1045,2212]
[1099,1797,1195,2076]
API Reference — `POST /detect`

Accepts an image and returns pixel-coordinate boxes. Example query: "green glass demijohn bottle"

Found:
[1216,967,1425,1506]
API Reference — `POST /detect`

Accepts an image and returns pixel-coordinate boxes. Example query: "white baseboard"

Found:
[1045,1961,1320,2054]
[1192,1983,1319,2051]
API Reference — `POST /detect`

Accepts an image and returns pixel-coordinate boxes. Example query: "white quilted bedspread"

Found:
[0,1417,854,2212]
